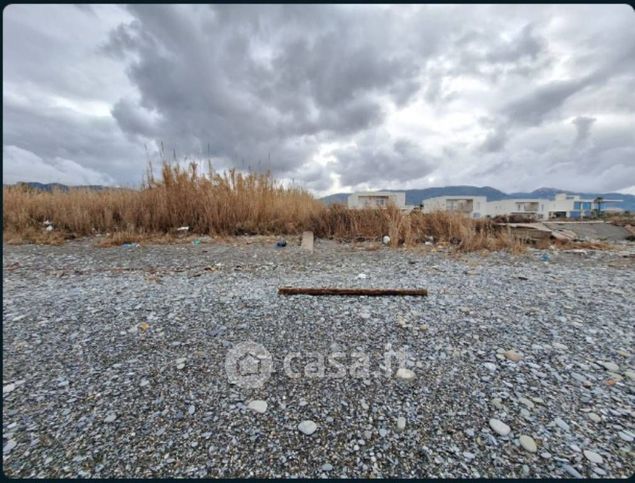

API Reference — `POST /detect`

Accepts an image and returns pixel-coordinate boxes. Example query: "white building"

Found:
[347,191,408,210]
[420,193,622,220]
[487,199,547,219]
[419,196,487,219]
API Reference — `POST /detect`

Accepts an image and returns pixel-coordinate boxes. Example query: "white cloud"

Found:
[2,145,116,186]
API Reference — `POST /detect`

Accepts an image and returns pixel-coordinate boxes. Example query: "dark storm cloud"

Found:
[100,4,439,178]
[572,116,596,144]
[3,5,635,193]
[479,126,509,153]
[332,136,435,187]
[502,78,592,127]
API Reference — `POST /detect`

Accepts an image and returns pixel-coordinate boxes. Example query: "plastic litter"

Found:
[121,243,141,248]
[275,239,287,248]
[45,225,54,232]
[177,226,189,232]
[541,253,550,262]
[382,235,391,245]
[192,239,201,245]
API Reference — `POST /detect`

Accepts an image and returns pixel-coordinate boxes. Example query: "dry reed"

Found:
[3,161,523,252]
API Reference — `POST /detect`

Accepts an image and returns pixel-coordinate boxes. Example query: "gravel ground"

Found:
[3,238,635,478]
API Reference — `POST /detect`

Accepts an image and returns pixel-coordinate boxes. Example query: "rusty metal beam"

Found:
[278,287,428,296]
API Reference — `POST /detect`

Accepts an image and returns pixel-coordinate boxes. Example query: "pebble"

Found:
[321,463,333,472]
[248,400,268,414]
[463,451,476,460]
[588,413,602,423]
[491,398,503,410]
[140,379,150,387]
[503,350,523,362]
[552,342,568,350]
[395,368,415,380]
[3,383,16,395]
[519,435,537,453]
[298,420,318,435]
[3,439,17,455]
[483,362,497,371]
[583,450,603,464]
[554,417,570,431]
[518,397,534,409]
[489,418,511,436]
[104,413,117,423]
[396,417,406,432]
[176,358,186,370]
[562,464,582,478]
[598,361,619,372]
[378,428,388,437]
[618,430,634,442]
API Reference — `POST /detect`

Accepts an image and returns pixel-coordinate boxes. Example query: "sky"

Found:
[3,4,635,195]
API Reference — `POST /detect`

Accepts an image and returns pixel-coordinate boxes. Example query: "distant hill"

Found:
[8,182,111,192]
[321,186,635,211]
[3,182,128,192]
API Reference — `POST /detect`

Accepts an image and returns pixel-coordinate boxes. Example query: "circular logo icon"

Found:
[225,341,272,388]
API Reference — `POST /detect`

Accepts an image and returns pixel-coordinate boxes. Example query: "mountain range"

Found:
[321,186,635,211]
[5,182,113,192]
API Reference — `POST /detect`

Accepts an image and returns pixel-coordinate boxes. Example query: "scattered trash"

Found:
[301,231,314,251]
[192,239,201,245]
[138,322,150,332]
[121,243,141,248]
[45,225,54,232]
[42,220,53,226]
[382,235,391,245]
[177,226,189,232]
[275,239,287,248]
[356,273,368,279]
[278,287,428,296]
[540,253,550,262]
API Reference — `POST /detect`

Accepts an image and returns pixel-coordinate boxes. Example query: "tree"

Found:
[593,196,604,217]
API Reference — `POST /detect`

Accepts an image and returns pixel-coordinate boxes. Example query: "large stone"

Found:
[503,350,523,362]
[598,361,619,372]
[301,231,314,252]
[519,435,537,453]
[518,397,535,409]
[583,450,604,464]
[396,416,406,432]
[489,418,511,436]
[395,368,416,381]
[248,400,268,414]
[298,420,318,435]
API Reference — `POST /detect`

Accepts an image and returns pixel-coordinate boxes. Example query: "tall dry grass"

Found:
[3,161,523,252]
[309,204,524,253]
